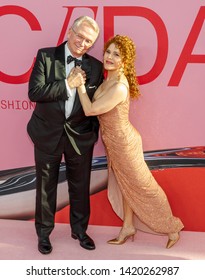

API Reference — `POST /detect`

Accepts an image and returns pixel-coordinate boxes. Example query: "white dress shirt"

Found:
[64,44,82,118]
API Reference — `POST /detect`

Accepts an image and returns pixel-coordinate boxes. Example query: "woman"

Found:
[74,34,184,248]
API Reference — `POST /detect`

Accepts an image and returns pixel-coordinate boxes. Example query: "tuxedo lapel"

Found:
[81,54,92,83]
[54,42,66,80]
[54,42,67,114]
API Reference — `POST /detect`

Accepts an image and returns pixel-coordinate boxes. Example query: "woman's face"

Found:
[103,43,123,71]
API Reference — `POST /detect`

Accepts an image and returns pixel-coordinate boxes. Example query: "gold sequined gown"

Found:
[98,95,184,234]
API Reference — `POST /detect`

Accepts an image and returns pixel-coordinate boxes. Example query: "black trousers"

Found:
[34,133,94,238]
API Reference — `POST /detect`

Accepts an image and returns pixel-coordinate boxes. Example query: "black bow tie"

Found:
[67,55,82,66]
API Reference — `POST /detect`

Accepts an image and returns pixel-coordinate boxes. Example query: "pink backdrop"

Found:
[1,1,205,171]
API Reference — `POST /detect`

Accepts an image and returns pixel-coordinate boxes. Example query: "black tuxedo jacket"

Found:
[27,41,104,155]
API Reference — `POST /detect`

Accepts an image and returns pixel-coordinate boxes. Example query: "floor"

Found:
[0,219,204,260]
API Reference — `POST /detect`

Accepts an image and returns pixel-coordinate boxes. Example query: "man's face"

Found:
[67,22,98,57]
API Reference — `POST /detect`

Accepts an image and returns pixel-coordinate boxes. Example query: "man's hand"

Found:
[67,66,86,88]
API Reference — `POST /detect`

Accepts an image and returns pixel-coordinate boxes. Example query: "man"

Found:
[27,16,103,254]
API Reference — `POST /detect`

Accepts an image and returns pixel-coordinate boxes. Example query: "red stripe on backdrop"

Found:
[55,168,205,232]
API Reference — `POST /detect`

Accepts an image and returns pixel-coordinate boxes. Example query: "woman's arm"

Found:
[77,82,128,116]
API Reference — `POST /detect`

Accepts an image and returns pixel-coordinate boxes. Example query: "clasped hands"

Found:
[67,66,86,89]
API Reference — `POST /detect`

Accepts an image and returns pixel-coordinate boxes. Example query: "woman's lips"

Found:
[105,60,113,65]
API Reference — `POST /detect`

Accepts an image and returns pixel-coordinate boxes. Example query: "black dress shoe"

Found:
[38,237,52,254]
[71,232,95,250]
